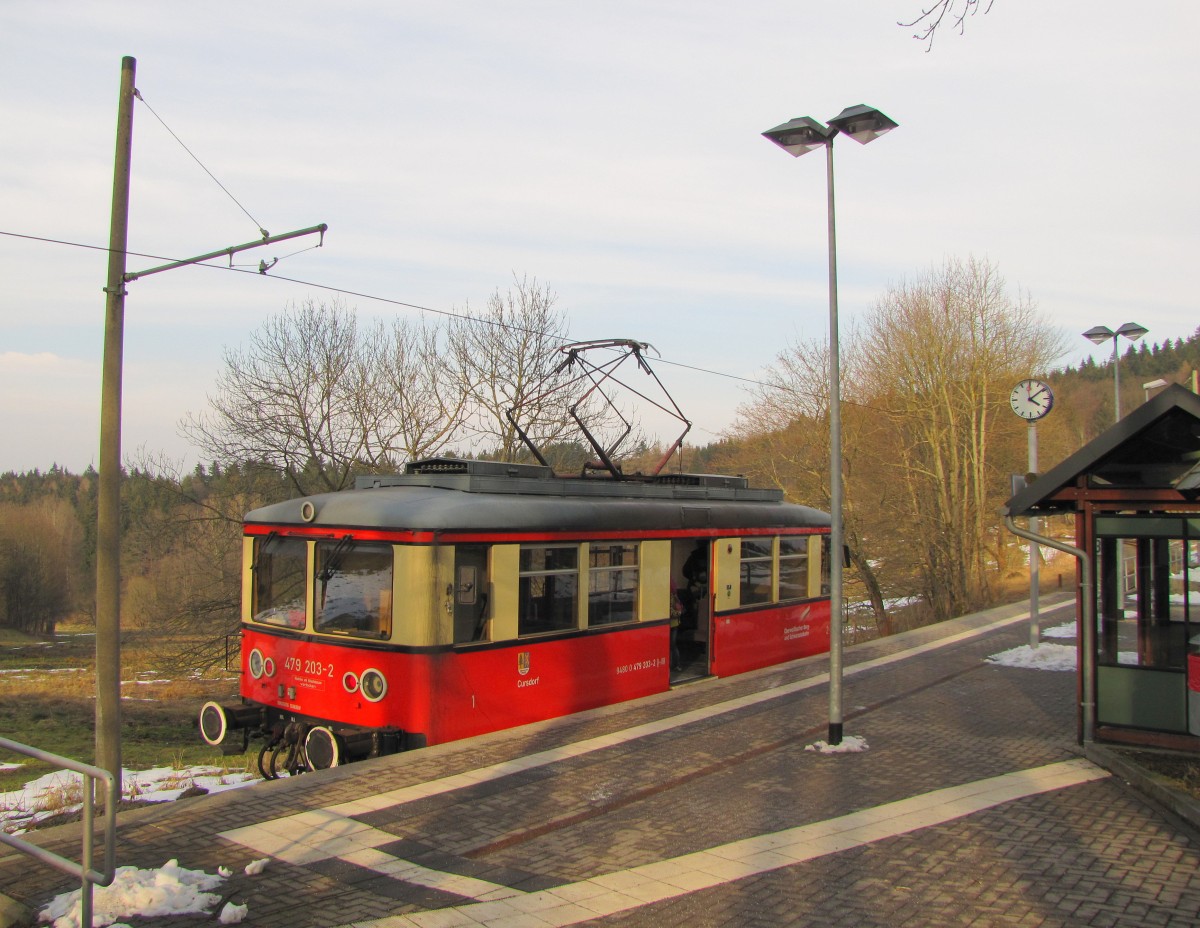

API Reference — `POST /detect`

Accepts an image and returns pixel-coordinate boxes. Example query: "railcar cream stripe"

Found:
[332,759,1106,927]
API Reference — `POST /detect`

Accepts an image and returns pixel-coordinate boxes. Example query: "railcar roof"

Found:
[244,471,830,533]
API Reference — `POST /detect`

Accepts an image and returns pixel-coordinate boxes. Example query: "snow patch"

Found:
[219,902,249,924]
[986,643,1076,671]
[38,859,229,928]
[806,735,869,754]
[3,765,258,835]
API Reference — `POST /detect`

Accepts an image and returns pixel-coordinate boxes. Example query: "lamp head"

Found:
[1083,325,1115,346]
[762,116,834,157]
[827,104,898,145]
[1116,321,1149,341]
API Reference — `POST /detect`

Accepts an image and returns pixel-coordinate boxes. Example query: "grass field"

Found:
[0,624,253,797]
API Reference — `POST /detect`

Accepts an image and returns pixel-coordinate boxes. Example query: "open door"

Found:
[671,539,711,682]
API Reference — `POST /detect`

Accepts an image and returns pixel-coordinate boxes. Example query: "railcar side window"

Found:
[313,539,393,640]
[588,543,639,626]
[740,538,773,606]
[252,536,307,628]
[453,545,491,644]
[778,536,810,601]
[519,545,579,636]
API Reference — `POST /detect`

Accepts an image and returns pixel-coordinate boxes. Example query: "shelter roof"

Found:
[1004,384,1200,516]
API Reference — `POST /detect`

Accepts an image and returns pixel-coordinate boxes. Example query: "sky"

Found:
[2,1,1198,474]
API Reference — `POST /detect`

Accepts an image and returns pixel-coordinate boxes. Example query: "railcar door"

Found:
[453,545,491,643]
[672,539,711,680]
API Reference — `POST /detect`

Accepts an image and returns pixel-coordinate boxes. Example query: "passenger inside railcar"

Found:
[673,541,711,676]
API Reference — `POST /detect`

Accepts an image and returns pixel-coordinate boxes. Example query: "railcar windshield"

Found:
[252,535,307,628]
[314,539,393,640]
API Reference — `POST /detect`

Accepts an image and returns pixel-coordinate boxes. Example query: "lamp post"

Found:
[1142,378,1168,403]
[763,104,897,746]
[1082,322,1149,422]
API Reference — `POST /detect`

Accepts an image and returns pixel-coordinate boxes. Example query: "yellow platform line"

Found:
[336,758,1107,928]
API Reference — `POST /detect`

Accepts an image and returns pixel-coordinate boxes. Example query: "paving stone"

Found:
[5,599,1200,927]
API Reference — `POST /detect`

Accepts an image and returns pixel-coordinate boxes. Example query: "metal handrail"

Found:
[0,737,117,928]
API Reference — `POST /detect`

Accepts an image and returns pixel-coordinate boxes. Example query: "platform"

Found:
[5,597,1200,927]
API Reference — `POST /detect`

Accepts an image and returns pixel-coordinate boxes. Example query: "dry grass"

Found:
[0,622,248,796]
[1122,750,1200,802]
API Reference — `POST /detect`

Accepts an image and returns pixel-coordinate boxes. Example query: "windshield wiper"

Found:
[249,531,279,573]
[317,535,356,583]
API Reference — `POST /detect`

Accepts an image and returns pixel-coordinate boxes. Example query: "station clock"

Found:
[1009,379,1054,421]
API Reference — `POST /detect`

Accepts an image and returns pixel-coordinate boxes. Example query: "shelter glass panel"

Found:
[1096,529,1193,673]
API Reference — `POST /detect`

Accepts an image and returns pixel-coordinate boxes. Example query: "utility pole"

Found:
[93,56,327,799]
[96,55,136,797]
[1028,420,1040,648]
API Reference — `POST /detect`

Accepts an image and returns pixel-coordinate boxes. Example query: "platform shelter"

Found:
[1005,383,1200,750]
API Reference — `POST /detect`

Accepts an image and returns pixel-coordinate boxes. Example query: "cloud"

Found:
[3,1,1199,473]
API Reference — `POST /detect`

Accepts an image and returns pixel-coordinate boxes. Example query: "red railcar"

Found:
[200,457,831,776]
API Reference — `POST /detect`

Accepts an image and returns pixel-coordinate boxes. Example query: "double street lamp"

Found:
[1082,322,1149,422]
[763,105,897,746]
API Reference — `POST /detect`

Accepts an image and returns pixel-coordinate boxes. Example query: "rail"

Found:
[0,737,117,928]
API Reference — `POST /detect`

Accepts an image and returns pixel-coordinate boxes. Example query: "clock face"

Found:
[1010,379,1054,421]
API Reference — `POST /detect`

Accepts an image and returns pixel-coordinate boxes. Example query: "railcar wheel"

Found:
[305,726,344,770]
[257,743,277,780]
[267,743,306,778]
[267,745,288,779]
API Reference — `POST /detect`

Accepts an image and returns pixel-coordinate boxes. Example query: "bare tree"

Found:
[183,299,370,495]
[445,276,584,463]
[117,457,285,670]
[359,318,471,468]
[183,300,469,495]
[725,256,1064,630]
[857,256,1064,618]
[901,0,995,50]
[0,499,78,635]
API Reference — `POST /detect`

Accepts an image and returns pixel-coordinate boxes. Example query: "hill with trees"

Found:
[1,267,1195,659]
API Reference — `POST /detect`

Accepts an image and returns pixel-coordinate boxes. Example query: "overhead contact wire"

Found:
[0,228,842,417]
